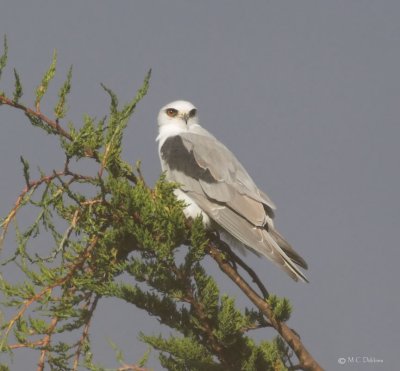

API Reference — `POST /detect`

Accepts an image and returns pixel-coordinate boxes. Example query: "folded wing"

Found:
[160,132,308,282]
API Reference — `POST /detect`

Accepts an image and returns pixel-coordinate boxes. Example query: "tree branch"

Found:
[9,340,46,350]
[0,170,65,240]
[72,294,100,371]
[210,234,269,299]
[0,95,72,141]
[37,317,59,371]
[117,364,150,371]
[207,243,323,371]
[0,94,143,186]
[1,235,99,345]
[171,264,236,369]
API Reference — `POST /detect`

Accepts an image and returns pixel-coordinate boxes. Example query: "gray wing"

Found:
[160,133,308,282]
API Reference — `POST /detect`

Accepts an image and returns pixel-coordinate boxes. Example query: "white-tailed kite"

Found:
[157,100,308,282]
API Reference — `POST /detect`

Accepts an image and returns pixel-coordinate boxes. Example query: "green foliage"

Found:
[0,41,298,370]
[12,69,22,103]
[99,69,151,177]
[35,49,57,108]
[20,156,30,185]
[0,35,7,81]
[267,294,292,322]
[62,114,105,158]
[25,111,59,135]
[140,334,217,371]
[54,65,72,119]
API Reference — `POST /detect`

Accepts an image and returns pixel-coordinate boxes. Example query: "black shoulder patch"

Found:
[161,136,216,183]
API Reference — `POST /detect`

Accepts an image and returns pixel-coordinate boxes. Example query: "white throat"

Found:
[156,121,187,149]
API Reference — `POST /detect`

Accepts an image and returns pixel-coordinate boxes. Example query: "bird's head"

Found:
[158,100,199,131]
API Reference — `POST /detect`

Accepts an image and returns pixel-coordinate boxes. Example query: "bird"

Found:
[156,100,308,282]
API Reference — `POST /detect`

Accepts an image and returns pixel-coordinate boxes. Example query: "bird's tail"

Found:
[266,227,309,282]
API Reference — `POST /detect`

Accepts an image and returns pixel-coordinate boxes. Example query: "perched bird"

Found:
[157,100,308,282]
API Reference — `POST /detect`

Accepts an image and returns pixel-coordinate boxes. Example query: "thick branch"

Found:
[211,234,269,299]
[207,244,323,371]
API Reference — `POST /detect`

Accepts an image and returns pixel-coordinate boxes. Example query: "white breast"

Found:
[173,189,212,228]
[157,121,212,227]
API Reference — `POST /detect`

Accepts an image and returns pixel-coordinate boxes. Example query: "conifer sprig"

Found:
[35,49,57,111]
[0,35,8,81]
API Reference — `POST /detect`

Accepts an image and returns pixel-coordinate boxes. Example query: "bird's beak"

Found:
[181,113,189,124]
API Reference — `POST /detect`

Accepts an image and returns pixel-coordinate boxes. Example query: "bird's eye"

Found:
[166,108,178,117]
[189,108,197,118]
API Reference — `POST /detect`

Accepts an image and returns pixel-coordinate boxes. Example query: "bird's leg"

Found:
[229,250,269,299]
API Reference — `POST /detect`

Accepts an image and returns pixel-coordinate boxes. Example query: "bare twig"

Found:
[1,165,102,245]
[117,364,151,371]
[9,340,46,350]
[0,95,70,139]
[37,317,59,371]
[72,294,100,371]
[0,95,96,156]
[0,171,64,239]
[240,322,271,333]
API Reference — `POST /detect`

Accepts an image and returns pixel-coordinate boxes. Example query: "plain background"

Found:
[1,1,399,370]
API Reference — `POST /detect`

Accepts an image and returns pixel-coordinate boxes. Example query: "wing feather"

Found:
[181,133,276,210]
[160,132,308,282]
[188,192,308,282]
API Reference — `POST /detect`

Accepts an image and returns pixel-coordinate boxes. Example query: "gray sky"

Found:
[1,1,399,370]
